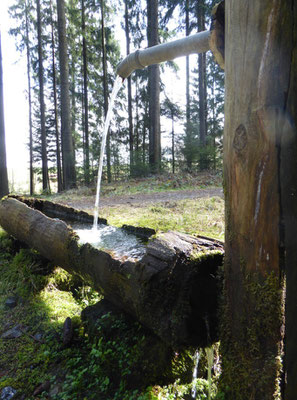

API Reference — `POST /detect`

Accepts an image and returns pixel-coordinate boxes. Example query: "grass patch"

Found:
[99,171,222,197]
[101,197,224,240]
[44,171,222,203]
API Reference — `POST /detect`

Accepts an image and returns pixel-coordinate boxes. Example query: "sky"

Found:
[0,1,188,192]
[0,0,30,190]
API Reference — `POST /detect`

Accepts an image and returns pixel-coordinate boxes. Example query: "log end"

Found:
[210,0,225,69]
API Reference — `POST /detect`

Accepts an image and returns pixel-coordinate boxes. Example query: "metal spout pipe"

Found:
[116,30,211,79]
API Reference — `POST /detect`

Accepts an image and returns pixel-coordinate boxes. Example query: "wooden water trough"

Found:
[0,196,224,348]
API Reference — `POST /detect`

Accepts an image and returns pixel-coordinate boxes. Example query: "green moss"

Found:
[219,270,284,399]
[190,249,224,263]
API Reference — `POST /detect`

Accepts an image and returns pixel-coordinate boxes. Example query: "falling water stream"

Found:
[93,75,123,230]
[191,349,200,399]
[191,347,214,400]
[73,76,147,260]
[206,347,214,400]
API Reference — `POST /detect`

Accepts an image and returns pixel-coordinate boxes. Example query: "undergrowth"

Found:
[0,228,223,399]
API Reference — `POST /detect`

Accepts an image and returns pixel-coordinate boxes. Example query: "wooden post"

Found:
[222,1,297,399]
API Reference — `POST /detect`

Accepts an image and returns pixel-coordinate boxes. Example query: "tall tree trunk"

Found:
[36,0,49,191]
[50,0,63,193]
[124,0,134,174]
[70,61,76,164]
[221,1,296,398]
[0,32,9,199]
[135,76,140,163]
[185,0,191,170]
[171,111,175,174]
[100,0,111,183]
[147,0,160,174]
[211,75,216,170]
[197,0,207,169]
[57,0,76,189]
[81,0,90,185]
[24,0,34,195]
[142,106,148,167]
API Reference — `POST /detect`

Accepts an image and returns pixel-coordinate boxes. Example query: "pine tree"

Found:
[24,0,34,194]
[161,96,183,174]
[0,32,9,198]
[147,0,161,173]
[100,0,111,182]
[36,0,50,191]
[57,0,76,189]
[197,0,207,153]
[81,0,90,185]
[49,0,63,192]
[124,0,134,174]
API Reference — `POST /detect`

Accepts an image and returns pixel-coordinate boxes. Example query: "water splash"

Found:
[74,223,146,261]
[93,76,123,229]
[203,315,214,400]
[191,349,200,399]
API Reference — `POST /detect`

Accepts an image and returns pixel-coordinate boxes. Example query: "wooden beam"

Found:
[222,1,297,398]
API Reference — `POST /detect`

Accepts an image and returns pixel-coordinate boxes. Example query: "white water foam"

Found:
[74,223,146,261]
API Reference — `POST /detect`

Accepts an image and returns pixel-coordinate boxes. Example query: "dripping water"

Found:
[206,346,214,400]
[93,75,123,230]
[204,314,214,400]
[191,349,200,399]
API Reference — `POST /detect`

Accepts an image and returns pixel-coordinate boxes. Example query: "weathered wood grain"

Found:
[223,1,296,398]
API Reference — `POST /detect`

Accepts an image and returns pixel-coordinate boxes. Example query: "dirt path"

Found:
[58,187,223,211]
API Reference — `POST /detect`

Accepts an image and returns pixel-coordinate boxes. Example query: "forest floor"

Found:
[57,186,223,210]
[49,171,223,211]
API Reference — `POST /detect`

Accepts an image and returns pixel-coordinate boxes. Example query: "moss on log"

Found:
[0,196,224,348]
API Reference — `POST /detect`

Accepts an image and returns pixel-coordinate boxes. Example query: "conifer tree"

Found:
[57,0,76,189]
[36,0,50,191]
[147,0,161,173]
[0,32,9,198]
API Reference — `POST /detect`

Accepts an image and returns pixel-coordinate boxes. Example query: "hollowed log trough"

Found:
[0,196,224,348]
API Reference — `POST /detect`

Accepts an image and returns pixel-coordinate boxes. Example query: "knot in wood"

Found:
[233,124,248,153]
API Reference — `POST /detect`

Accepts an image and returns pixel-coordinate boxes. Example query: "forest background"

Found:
[0,0,224,196]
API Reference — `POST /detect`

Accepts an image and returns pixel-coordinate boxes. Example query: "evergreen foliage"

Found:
[7,0,224,192]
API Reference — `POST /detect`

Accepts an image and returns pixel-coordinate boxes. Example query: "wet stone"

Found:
[33,332,43,341]
[1,325,23,339]
[33,381,51,396]
[0,386,17,400]
[4,296,18,309]
[63,317,73,346]
[49,384,62,397]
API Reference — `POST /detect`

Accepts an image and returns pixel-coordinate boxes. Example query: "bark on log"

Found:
[0,196,224,348]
